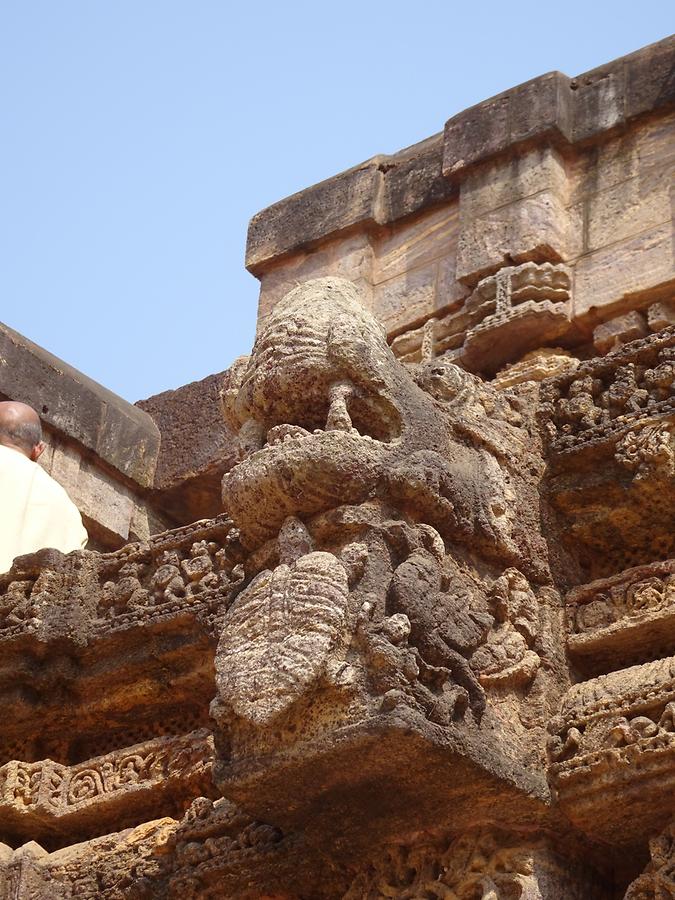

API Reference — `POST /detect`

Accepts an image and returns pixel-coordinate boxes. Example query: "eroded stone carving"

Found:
[492,347,580,390]
[389,263,573,375]
[0,731,214,846]
[1,35,674,898]
[344,829,538,899]
[220,278,540,565]
[542,330,675,457]
[461,262,573,373]
[624,820,675,899]
[209,278,556,840]
[471,568,541,689]
[548,657,675,843]
[616,422,675,481]
[215,518,362,726]
[0,515,241,642]
[566,560,675,673]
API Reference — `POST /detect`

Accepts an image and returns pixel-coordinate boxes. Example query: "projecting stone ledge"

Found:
[0,322,159,488]
[0,730,214,849]
[246,34,675,273]
[246,132,455,274]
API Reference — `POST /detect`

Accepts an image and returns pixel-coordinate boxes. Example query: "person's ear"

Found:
[31,441,46,462]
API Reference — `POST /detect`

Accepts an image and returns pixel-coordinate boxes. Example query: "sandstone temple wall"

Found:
[0,33,673,900]
[0,326,238,548]
[247,36,675,377]
[0,321,167,548]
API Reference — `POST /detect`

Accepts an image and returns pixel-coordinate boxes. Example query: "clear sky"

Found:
[1,3,672,402]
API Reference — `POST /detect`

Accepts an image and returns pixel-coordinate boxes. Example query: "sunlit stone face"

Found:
[221,278,447,546]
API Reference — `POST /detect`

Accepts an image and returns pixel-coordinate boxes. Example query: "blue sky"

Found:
[1,3,672,402]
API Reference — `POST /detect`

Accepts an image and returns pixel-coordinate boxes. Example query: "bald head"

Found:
[0,402,44,460]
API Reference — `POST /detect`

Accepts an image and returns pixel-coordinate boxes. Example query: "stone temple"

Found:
[0,34,674,899]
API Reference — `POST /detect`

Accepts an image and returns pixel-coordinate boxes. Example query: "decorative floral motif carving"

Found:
[616,423,674,480]
[0,515,242,644]
[0,730,213,842]
[541,331,675,456]
[565,561,675,673]
[344,829,540,899]
[624,821,675,899]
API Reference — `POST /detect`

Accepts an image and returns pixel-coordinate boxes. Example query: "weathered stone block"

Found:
[585,167,672,253]
[573,111,675,199]
[214,711,549,848]
[0,322,159,488]
[256,245,336,322]
[41,440,134,545]
[569,64,625,143]
[372,262,438,330]
[0,730,213,847]
[459,146,568,220]
[0,515,233,778]
[332,232,374,284]
[573,222,675,322]
[246,162,381,274]
[443,72,572,179]
[379,132,455,222]
[138,369,239,523]
[625,33,675,120]
[592,310,649,354]
[457,190,572,286]
[373,202,458,283]
[566,560,675,675]
[493,348,579,390]
[648,300,675,331]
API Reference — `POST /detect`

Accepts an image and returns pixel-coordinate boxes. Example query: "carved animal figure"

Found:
[389,548,493,717]
[221,278,545,574]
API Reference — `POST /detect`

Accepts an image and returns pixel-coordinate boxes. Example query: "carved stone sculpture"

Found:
[207,278,558,853]
[1,35,674,895]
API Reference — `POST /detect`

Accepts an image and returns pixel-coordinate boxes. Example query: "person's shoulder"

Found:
[0,445,36,484]
[0,444,32,468]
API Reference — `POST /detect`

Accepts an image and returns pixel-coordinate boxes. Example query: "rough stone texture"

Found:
[1,33,674,900]
[246,36,675,375]
[0,322,159,488]
[246,133,455,275]
[0,320,171,550]
[456,147,575,287]
[247,31,675,275]
[137,370,239,523]
[1,273,673,895]
[593,309,649,354]
[492,348,579,390]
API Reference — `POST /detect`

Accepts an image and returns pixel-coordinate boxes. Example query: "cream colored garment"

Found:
[0,444,88,574]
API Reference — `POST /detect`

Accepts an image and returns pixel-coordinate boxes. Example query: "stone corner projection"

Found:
[1,33,675,899]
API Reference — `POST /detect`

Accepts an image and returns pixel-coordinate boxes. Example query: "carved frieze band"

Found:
[0,729,213,833]
[0,514,241,643]
[541,328,675,457]
[390,261,572,369]
[548,656,675,802]
[566,559,675,664]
